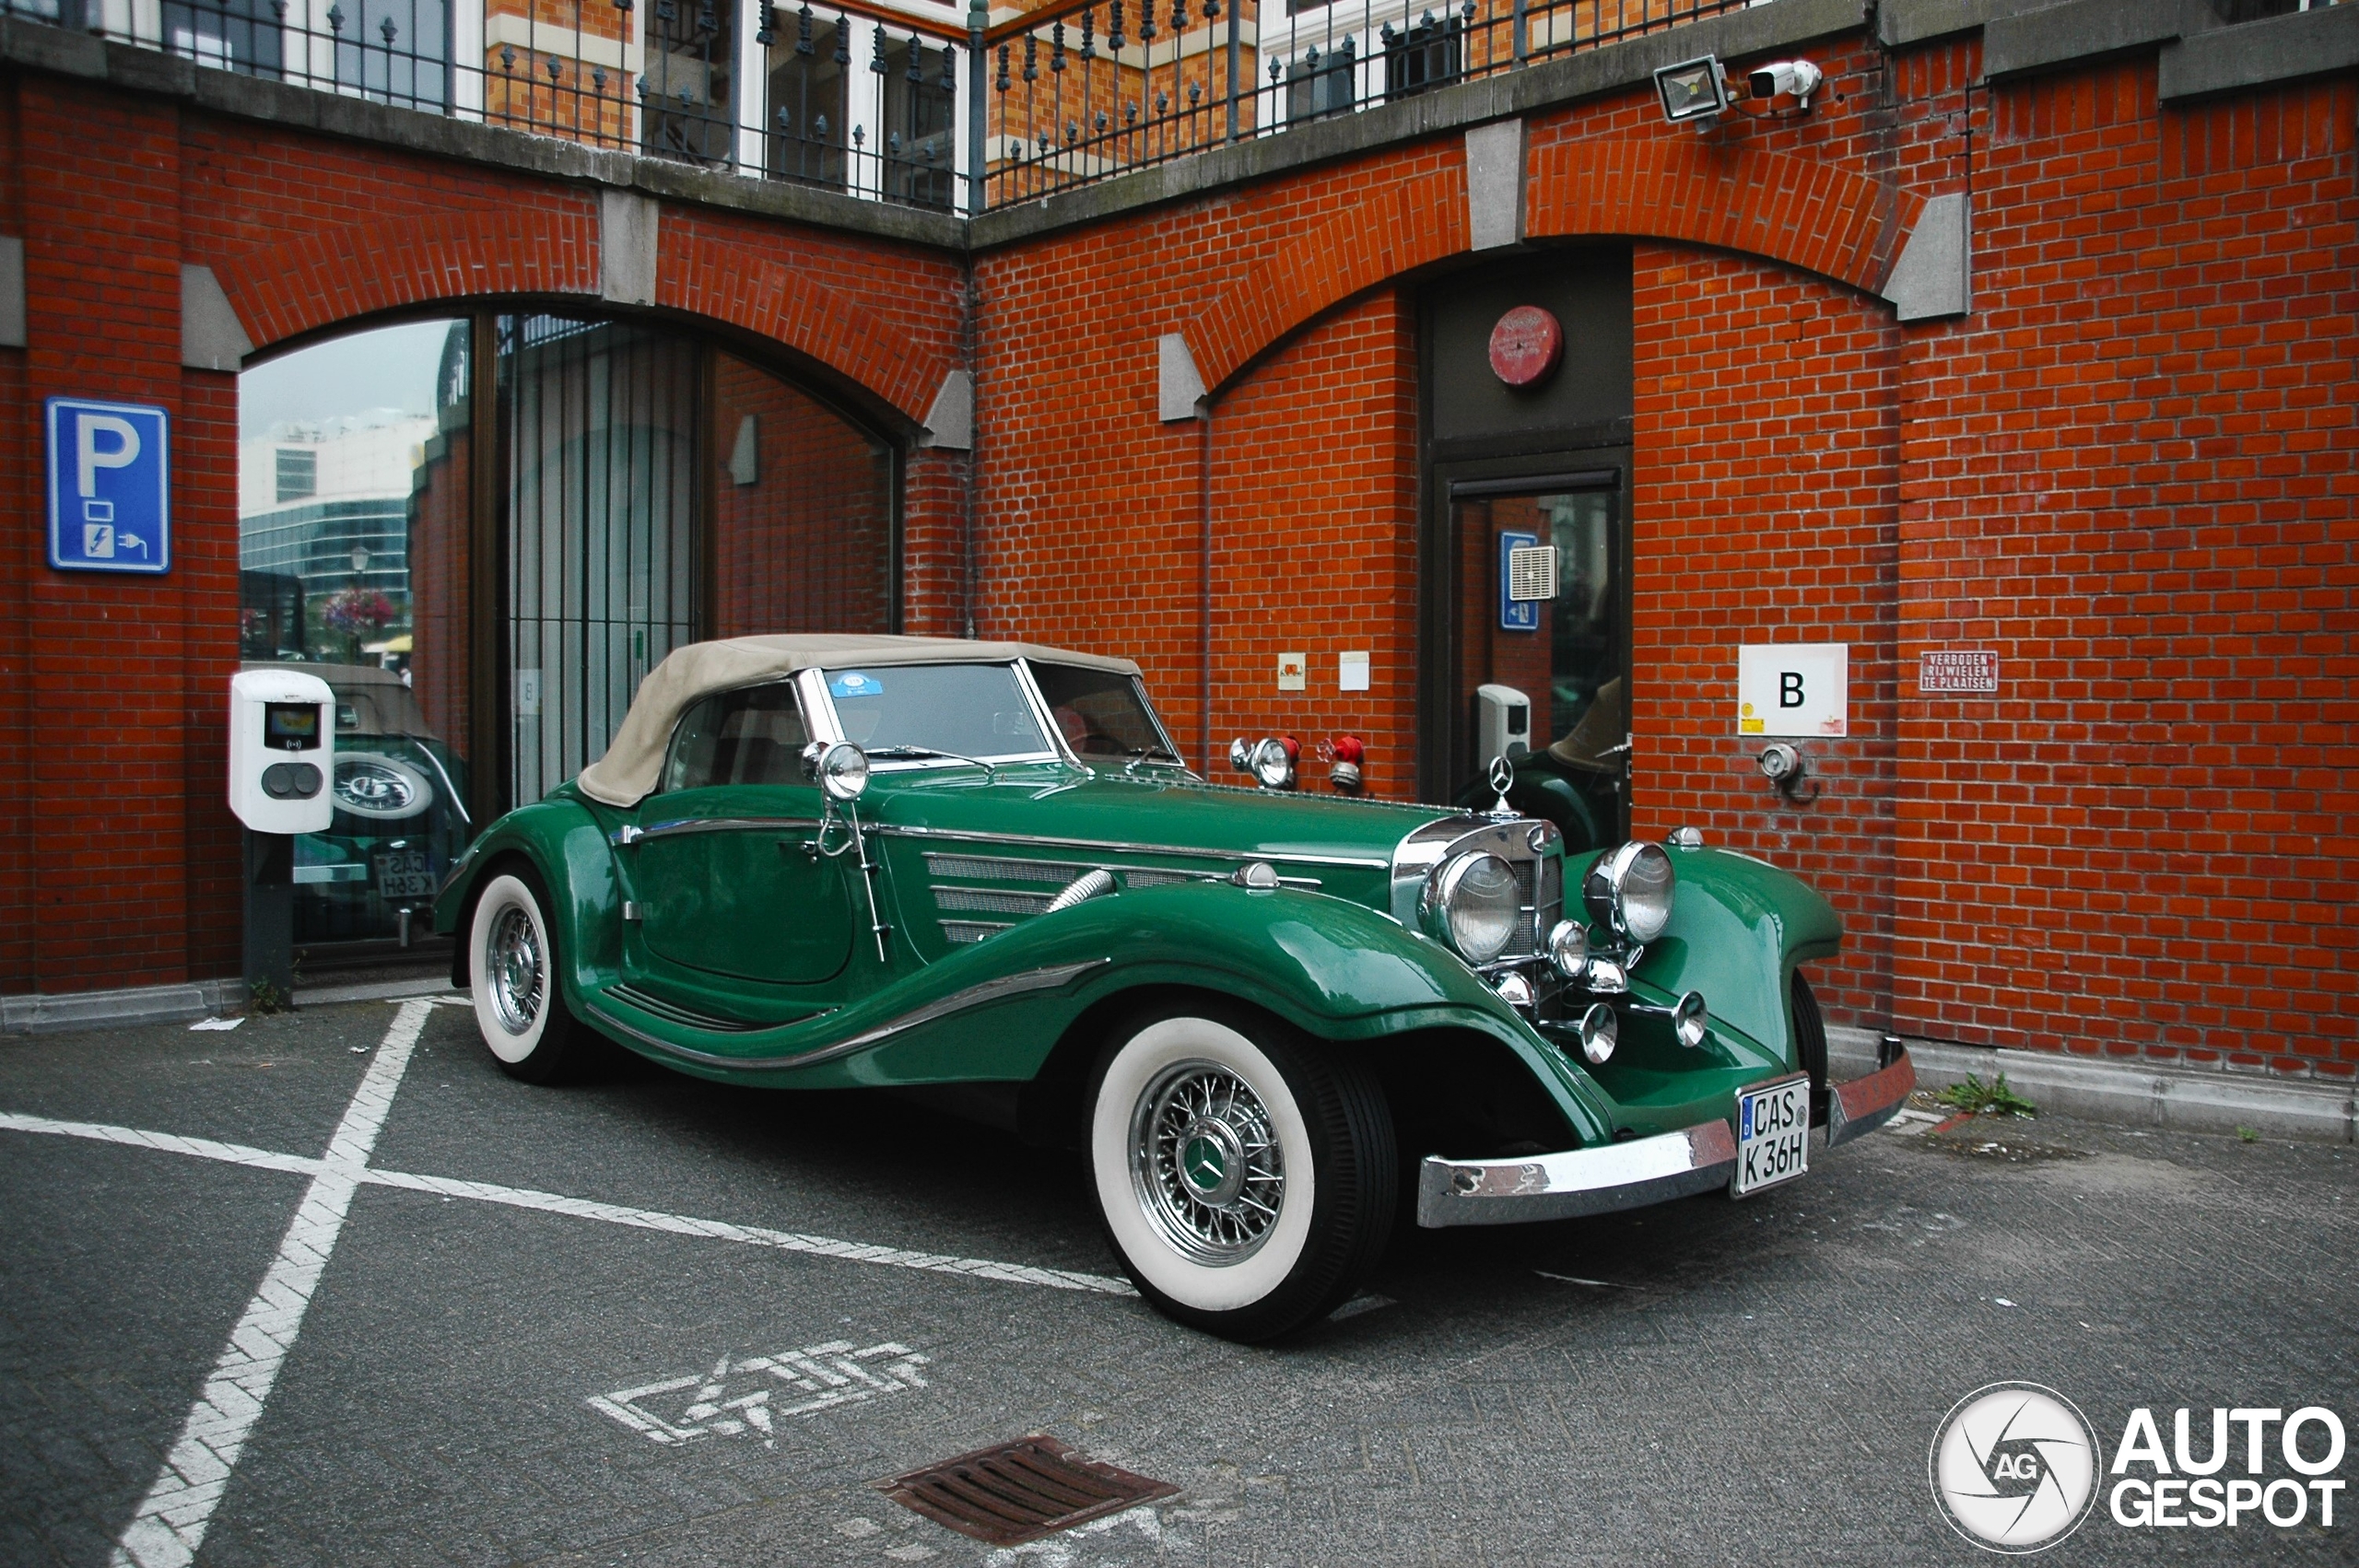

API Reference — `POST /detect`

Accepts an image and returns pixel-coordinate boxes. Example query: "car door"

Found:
[628,681,856,986]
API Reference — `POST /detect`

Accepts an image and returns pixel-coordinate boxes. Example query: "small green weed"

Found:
[1936,1072,2037,1118]
[2237,1126,2259,1143]
[247,977,291,1015]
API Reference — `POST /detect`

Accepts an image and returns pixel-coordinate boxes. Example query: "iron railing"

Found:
[5,0,1757,215]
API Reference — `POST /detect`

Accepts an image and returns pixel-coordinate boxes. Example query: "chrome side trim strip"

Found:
[584,958,1110,1073]
[626,815,824,844]
[875,823,1386,870]
[1416,1120,1737,1228]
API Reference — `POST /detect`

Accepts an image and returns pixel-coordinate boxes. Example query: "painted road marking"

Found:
[108,998,434,1568]
[0,1107,1134,1298]
[591,1340,931,1445]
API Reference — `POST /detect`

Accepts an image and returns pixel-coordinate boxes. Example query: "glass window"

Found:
[1028,662,1180,762]
[239,317,475,946]
[826,664,1050,759]
[663,684,812,790]
[769,14,850,189]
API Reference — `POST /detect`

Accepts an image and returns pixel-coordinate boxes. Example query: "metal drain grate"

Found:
[876,1433,1180,1546]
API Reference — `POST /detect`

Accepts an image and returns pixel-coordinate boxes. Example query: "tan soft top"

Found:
[576,634,1141,807]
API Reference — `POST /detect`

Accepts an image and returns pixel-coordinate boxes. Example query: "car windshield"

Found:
[1027,661,1180,763]
[825,663,1052,761]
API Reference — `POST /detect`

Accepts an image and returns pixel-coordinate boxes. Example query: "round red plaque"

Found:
[1487,305,1565,389]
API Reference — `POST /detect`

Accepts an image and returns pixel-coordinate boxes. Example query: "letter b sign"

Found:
[1737,644,1848,738]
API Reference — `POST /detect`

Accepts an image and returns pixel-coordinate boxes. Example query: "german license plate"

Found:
[373,850,435,899]
[1732,1074,1811,1197]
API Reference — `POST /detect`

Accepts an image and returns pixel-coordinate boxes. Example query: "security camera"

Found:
[1746,60,1823,109]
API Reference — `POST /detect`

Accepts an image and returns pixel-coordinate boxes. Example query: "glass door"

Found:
[1443,474,1628,849]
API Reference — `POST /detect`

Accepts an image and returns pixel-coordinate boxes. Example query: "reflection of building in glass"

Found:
[238,409,435,661]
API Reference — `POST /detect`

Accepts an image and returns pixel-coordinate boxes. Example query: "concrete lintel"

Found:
[1883,192,1969,322]
[920,369,973,450]
[1830,1027,2357,1145]
[0,236,24,349]
[1463,119,1526,252]
[2159,3,2359,105]
[180,263,253,370]
[0,978,247,1035]
[1981,0,2217,84]
[1157,333,1206,422]
[1878,0,2040,51]
[599,189,659,308]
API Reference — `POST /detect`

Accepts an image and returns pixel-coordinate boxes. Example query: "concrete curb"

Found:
[294,977,464,1008]
[1,979,247,1036]
[1831,1026,2356,1145]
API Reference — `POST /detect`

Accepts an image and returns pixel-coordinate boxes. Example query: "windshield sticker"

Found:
[829,671,883,699]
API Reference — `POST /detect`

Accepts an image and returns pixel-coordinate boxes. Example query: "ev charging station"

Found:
[229,670,334,998]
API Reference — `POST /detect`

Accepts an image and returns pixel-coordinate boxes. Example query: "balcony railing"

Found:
[4,0,1755,215]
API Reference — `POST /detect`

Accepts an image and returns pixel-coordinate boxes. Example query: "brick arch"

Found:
[1523,137,1917,297]
[210,205,944,424]
[1188,164,1472,395]
[1188,136,1918,396]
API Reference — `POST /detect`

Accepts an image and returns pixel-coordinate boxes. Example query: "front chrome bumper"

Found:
[1416,1047,1916,1228]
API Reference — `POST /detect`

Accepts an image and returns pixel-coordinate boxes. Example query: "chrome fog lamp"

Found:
[1583,841,1675,944]
[1546,919,1590,979]
[1493,971,1534,1011]
[1577,1001,1618,1065]
[1654,55,1729,123]
[1422,851,1521,965]
[1672,989,1708,1049]
[817,742,871,803]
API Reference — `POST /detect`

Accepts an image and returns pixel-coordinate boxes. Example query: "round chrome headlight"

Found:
[818,742,870,803]
[1422,851,1521,965]
[1546,919,1590,979]
[1582,841,1675,944]
[1250,737,1295,790]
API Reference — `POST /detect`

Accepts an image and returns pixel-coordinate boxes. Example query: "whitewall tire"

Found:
[1087,1006,1394,1341]
[468,870,587,1083]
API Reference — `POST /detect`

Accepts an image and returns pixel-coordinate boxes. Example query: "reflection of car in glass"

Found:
[243,662,473,942]
[1459,675,1627,852]
[434,636,1912,1341]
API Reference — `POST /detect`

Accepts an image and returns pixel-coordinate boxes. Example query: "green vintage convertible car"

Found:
[436,635,1912,1340]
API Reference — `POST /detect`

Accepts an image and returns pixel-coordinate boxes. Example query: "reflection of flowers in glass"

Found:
[239,607,268,639]
[322,589,396,635]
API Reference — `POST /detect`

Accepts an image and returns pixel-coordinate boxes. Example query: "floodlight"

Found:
[1654,55,1730,124]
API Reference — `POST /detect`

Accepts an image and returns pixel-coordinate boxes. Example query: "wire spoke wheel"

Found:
[486,904,546,1036]
[1131,1060,1286,1265]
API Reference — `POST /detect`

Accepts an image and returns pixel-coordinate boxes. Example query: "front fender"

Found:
[1624,845,1842,1065]
[432,799,620,989]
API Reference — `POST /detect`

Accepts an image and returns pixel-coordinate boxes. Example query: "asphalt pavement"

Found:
[2,997,2352,1566]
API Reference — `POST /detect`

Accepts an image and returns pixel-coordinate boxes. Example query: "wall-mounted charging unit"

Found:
[229,669,334,1001]
[1475,683,1532,768]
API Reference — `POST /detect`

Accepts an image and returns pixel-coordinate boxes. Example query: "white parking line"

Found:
[0,1063,1134,1319]
[108,998,434,1568]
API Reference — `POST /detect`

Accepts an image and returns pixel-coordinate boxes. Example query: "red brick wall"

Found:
[1629,244,1905,1030]
[1889,53,2359,1073]
[709,351,895,638]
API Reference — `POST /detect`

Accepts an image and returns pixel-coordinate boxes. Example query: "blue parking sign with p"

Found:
[46,398,170,575]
